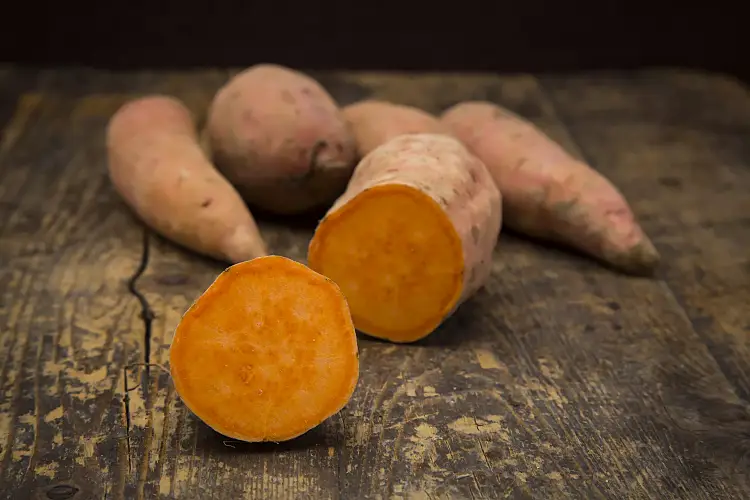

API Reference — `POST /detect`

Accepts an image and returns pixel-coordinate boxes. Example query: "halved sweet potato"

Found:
[169,255,359,442]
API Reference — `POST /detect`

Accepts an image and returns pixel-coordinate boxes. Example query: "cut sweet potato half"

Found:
[169,255,359,442]
[308,133,502,343]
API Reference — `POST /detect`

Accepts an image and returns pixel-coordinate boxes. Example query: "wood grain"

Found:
[0,89,145,499]
[0,66,749,499]
[539,70,750,398]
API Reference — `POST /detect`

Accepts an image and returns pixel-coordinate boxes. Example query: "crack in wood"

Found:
[122,227,155,476]
[127,228,155,374]
[123,364,132,473]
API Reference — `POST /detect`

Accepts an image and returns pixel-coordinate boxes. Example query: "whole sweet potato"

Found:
[205,64,357,214]
[442,101,659,275]
[107,95,268,263]
[342,100,448,157]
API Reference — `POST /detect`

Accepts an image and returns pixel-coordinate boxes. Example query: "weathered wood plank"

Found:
[0,91,145,499]
[0,66,33,128]
[44,71,233,500]
[0,70,42,162]
[2,67,750,500]
[538,69,750,436]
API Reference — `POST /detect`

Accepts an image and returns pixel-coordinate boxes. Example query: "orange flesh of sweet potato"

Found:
[310,185,464,340]
[342,100,449,158]
[308,134,502,343]
[169,255,359,442]
[441,101,659,275]
[106,95,268,263]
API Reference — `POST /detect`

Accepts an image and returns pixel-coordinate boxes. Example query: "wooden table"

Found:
[1,66,749,500]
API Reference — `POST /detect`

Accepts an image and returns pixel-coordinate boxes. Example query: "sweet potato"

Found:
[308,133,502,343]
[441,101,659,275]
[204,64,357,214]
[342,99,449,157]
[107,95,268,263]
[169,255,359,442]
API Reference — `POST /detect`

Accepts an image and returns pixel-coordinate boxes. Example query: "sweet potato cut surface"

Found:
[169,255,359,442]
[309,185,464,341]
[441,101,659,275]
[342,99,448,158]
[308,134,502,343]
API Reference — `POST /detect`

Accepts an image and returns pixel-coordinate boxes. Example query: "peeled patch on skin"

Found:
[169,256,359,443]
[308,133,502,343]
[205,64,358,214]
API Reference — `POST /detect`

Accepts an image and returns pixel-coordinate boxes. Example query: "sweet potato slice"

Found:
[169,255,359,442]
[308,134,502,343]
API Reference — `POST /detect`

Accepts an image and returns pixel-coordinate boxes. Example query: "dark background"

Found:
[0,0,746,79]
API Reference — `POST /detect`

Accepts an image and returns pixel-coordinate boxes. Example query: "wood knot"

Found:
[46,484,80,500]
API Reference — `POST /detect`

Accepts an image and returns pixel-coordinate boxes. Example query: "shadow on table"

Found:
[193,419,336,455]
[350,287,500,349]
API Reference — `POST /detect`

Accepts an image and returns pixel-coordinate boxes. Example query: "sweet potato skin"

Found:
[169,255,359,442]
[441,101,659,275]
[106,95,267,263]
[342,100,449,158]
[309,133,502,340]
[205,64,358,214]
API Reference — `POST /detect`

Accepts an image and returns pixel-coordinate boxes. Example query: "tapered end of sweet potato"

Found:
[308,184,464,343]
[221,224,269,264]
[169,255,359,442]
[605,237,661,276]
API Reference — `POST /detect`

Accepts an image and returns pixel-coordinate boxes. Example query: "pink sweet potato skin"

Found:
[342,100,449,158]
[205,64,357,214]
[441,101,659,275]
[107,95,268,263]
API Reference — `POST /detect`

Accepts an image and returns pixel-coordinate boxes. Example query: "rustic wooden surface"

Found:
[1,66,749,500]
